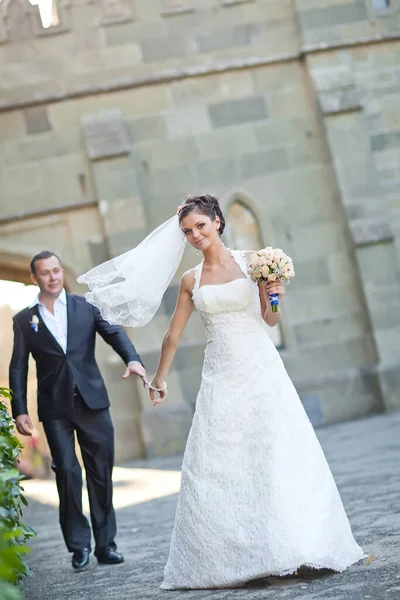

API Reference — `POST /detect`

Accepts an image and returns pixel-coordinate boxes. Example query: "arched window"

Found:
[224,201,263,251]
[30,0,59,28]
[223,200,284,349]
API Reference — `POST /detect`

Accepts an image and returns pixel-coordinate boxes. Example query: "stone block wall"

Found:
[0,0,299,110]
[305,35,400,413]
[295,0,400,48]
[1,0,400,458]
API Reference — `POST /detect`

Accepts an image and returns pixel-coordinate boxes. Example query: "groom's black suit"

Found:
[9,293,142,554]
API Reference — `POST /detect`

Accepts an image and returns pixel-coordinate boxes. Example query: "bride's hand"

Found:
[264,280,285,297]
[259,279,285,297]
[149,380,168,406]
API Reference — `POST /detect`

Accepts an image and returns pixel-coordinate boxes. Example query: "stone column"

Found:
[307,56,400,411]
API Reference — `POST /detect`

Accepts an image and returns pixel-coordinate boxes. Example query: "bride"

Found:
[78,193,365,590]
[148,194,364,590]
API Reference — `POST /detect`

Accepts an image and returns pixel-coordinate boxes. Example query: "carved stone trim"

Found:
[0,52,298,111]
[1,31,400,111]
[220,0,255,5]
[31,3,71,37]
[303,31,400,54]
[81,109,131,161]
[318,87,362,115]
[0,201,97,226]
[0,0,35,43]
[100,0,135,25]
[349,217,393,246]
[32,7,71,36]
[161,0,193,16]
[0,0,70,42]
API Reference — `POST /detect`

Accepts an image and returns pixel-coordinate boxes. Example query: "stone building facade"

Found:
[0,0,399,461]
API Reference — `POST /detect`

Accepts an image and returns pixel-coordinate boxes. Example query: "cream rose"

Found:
[261,265,270,278]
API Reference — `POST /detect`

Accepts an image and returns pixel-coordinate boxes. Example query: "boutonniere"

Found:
[30,315,39,333]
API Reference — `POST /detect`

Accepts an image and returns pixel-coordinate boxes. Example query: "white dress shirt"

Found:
[29,288,68,353]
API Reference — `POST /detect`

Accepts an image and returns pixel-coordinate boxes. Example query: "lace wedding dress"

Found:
[161,249,365,590]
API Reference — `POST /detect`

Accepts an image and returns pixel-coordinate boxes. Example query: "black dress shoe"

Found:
[72,547,90,570]
[96,547,124,565]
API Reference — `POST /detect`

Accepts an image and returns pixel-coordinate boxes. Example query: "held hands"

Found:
[15,414,34,437]
[149,379,168,406]
[122,361,149,388]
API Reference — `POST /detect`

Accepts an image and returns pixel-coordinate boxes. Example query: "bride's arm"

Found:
[150,271,195,403]
[259,281,283,327]
[243,251,283,327]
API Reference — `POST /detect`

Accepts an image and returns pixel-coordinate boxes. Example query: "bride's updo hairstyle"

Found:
[178,194,226,236]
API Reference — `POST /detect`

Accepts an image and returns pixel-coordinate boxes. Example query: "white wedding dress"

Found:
[161,249,365,590]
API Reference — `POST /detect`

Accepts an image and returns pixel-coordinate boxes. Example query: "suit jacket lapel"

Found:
[31,304,64,354]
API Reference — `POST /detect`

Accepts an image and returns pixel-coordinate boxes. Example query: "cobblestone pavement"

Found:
[21,411,400,600]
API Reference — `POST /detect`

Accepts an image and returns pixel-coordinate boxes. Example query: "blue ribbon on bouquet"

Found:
[269,293,279,313]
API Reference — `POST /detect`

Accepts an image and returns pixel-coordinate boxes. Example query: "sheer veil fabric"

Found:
[77,216,186,327]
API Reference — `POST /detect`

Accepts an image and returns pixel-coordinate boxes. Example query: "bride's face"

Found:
[180,211,221,251]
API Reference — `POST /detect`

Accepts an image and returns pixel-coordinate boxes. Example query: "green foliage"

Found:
[0,388,35,598]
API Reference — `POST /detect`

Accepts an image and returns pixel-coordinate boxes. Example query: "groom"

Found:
[9,250,147,570]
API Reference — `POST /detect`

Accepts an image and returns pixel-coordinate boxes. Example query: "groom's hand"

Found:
[15,414,34,436]
[122,361,148,388]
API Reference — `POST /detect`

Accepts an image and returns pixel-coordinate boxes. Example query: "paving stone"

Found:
[21,412,400,599]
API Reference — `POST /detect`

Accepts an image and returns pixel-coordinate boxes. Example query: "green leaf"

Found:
[0,582,21,600]
[0,394,36,586]
[0,388,13,401]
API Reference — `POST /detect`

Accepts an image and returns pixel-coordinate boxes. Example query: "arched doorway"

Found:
[0,255,51,477]
[223,199,284,349]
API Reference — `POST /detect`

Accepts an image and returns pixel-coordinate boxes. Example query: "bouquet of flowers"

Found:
[248,247,295,312]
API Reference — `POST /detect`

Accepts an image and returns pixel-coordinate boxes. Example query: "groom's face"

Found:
[31,256,64,297]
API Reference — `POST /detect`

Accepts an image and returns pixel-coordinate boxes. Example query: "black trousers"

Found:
[42,388,116,555]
